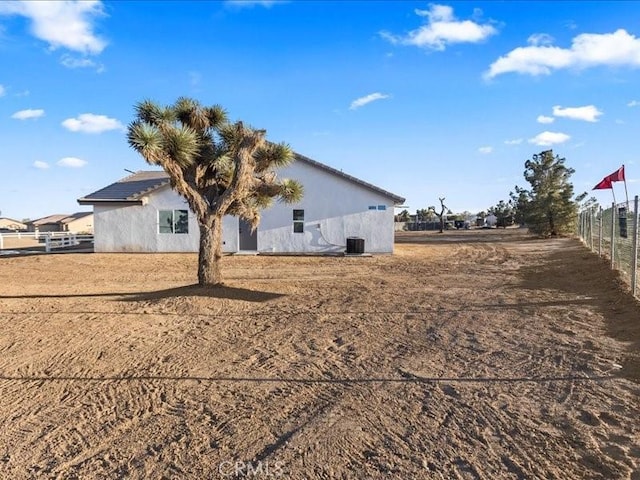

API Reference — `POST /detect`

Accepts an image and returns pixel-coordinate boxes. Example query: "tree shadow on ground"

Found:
[0,284,284,303]
[517,238,640,382]
[125,284,284,303]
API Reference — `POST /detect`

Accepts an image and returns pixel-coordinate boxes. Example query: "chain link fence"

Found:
[577,196,639,298]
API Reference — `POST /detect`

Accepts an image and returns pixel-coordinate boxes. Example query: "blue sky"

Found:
[1,0,640,220]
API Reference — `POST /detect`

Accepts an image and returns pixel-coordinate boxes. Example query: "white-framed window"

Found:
[293,209,304,233]
[158,209,189,234]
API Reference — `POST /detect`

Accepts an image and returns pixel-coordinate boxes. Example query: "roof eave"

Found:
[77,198,145,206]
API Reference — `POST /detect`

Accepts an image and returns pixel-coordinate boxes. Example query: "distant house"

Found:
[27,212,94,234]
[78,153,405,254]
[0,217,27,231]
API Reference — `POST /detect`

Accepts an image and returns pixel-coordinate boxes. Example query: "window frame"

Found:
[293,209,304,233]
[158,209,189,234]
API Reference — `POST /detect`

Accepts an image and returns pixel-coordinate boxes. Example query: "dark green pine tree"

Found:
[517,150,585,236]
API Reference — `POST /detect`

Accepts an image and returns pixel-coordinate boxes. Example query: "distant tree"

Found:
[428,197,450,233]
[395,209,411,222]
[488,200,515,228]
[509,187,530,226]
[127,97,303,286]
[515,150,585,236]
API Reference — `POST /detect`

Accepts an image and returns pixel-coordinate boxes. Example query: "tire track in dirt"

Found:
[1,231,639,478]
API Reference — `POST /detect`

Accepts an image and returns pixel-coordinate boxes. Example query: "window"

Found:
[293,209,304,233]
[159,210,189,234]
[368,206,377,210]
[377,205,387,211]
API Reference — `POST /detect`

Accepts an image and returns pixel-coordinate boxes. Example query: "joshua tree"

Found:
[127,97,303,286]
[428,197,450,233]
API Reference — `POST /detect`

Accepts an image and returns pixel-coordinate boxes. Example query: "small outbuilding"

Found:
[78,153,404,254]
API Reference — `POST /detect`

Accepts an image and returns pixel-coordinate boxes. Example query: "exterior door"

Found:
[238,219,257,250]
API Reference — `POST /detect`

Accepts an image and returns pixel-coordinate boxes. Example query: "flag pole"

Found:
[622,164,629,209]
[612,184,617,206]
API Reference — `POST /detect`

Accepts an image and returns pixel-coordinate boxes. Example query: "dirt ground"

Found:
[0,228,639,479]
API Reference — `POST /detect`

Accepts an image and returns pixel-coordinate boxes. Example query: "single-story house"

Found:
[78,153,405,254]
[0,217,27,231]
[27,212,94,234]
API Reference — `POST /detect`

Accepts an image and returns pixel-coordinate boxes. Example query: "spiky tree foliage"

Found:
[516,150,584,236]
[127,97,303,286]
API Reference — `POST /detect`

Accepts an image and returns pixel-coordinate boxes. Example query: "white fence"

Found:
[0,232,94,253]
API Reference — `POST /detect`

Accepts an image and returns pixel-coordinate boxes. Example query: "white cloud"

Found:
[60,54,105,72]
[57,157,87,168]
[11,108,45,120]
[504,138,523,145]
[486,29,640,79]
[349,92,390,110]
[33,160,49,169]
[478,146,493,154]
[527,33,554,46]
[537,115,555,124]
[627,100,640,107]
[380,4,497,51]
[224,0,286,8]
[0,84,5,97]
[552,105,602,122]
[62,113,124,133]
[0,0,106,55]
[528,131,571,146]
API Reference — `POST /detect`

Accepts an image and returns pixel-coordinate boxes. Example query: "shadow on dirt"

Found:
[518,238,640,382]
[0,284,284,303]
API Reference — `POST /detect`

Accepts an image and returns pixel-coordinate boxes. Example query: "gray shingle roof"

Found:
[78,154,405,205]
[78,171,170,204]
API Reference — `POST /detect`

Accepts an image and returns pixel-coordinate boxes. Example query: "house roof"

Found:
[60,211,93,224]
[0,217,26,225]
[78,171,170,204]
[30,212,93,225]
[78,154,405,205]
[31,214,70,225]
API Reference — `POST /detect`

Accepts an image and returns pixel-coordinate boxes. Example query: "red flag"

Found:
[593,177,613,190]
[605,165,625,182]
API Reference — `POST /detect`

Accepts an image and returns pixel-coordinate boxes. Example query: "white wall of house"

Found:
[92,160,397,254]
[93,187,237,253]
[257,161,395,253]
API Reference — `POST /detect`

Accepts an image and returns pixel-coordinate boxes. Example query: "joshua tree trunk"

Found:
[198,215,224,286]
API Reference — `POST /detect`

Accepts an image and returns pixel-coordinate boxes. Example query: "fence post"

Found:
[632,195,639,297]
[45,236,51,253]
[589,208,594,251]
[598,207,603,256]
[0,234,3,250]
[610,202,616,269]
